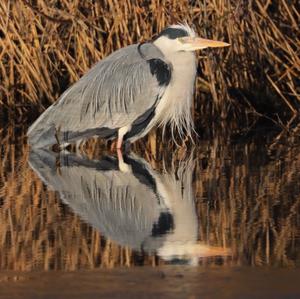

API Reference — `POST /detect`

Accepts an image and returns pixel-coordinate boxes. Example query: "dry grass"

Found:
[0,126,299,270]
[0,0,299,122]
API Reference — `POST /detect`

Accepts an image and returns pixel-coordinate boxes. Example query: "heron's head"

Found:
[153,23,229,55]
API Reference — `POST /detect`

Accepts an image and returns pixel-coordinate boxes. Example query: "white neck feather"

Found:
[155,49,196,140]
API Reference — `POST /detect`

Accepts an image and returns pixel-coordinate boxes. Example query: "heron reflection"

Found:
[29,150,229,263]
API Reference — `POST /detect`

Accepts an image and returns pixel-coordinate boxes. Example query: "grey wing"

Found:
[27,44,169,148]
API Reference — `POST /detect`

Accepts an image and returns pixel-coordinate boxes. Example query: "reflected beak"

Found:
[179,36,230,51]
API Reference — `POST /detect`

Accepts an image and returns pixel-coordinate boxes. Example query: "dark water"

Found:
[0,125,299,298]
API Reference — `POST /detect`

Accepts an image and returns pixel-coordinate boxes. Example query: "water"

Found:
[0,125,299,298]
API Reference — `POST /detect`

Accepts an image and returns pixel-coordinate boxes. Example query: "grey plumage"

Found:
[27,23,229,149]
[28,44,167,148]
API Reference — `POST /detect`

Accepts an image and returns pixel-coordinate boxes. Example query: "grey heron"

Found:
[27,23,229,150]
[29,149,229,262]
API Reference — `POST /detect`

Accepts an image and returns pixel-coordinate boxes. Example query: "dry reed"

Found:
[0,0,299,123]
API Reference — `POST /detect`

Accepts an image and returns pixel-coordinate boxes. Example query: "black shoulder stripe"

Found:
[148,59,171,87]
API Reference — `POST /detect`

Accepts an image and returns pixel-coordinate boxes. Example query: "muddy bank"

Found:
[0,267,300,299]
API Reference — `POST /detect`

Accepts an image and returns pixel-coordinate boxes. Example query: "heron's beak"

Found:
[179,36,230,51]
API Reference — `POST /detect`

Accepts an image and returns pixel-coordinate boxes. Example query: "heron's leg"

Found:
[117,133,124,150]
[117,139,123,149]
[117,125,131,150]
[117,149,131,173]
[117,148,123,162]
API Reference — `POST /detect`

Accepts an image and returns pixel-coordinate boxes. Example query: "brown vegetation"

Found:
[0,0,299,270]
[0,126,299,270]
[0,0,299,122]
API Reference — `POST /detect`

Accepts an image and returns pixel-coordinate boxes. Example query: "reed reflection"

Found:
[29,149,229,264]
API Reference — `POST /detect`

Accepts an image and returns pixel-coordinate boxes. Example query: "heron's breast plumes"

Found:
[156,51,196,141]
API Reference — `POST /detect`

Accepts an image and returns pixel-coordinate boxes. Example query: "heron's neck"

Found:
[155,50,196,138]
[130,46,197,143]
[166,51,196,87]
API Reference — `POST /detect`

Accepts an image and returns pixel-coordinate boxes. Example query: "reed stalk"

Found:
[0,0,299,122]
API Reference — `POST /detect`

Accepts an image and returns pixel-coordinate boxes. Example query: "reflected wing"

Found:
[27,44,170,148]
[28,150,167,250]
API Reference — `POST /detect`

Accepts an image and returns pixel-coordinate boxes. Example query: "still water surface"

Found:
[0,125,299,297]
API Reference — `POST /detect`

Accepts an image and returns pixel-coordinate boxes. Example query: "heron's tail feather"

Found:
[27,123,58,149]
[27,104,59,149]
